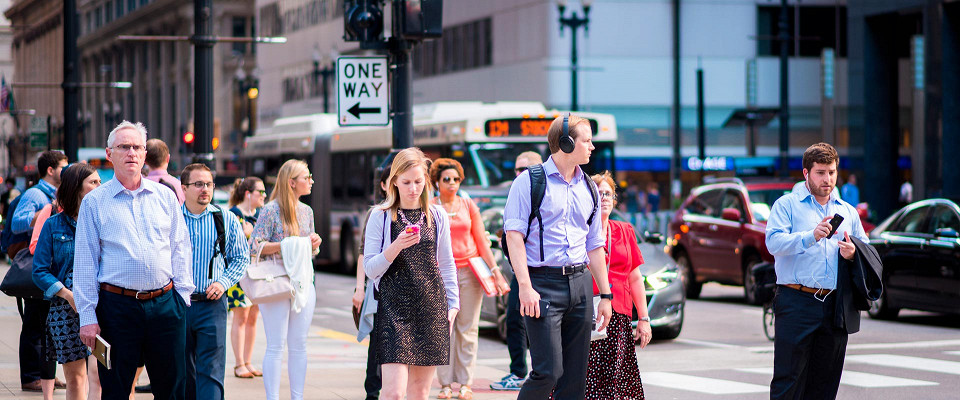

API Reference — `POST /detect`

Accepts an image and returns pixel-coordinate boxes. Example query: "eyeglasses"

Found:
[111,144,146,153]
[441,176,462,184]
[599,191,617,200]
[257,190,267,195]
[297,174,314,181]
[514,167,528,174]
[185,181,215,189]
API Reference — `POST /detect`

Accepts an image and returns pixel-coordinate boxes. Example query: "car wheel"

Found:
[743,256,763,305]
[495,294,508,343]
[651,309,683,340]
[676,252,702,299]
[867,289,899,320]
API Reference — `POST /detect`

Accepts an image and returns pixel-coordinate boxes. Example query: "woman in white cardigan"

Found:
[363,148,460,400]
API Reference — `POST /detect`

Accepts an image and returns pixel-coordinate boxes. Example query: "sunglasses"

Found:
[441,176,462,184]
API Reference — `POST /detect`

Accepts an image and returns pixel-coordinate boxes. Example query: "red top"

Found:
[431,196,486,269]
[593,220,645,316]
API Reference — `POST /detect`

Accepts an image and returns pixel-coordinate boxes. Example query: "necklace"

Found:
[398,208,423,227]
[437,196,460,217]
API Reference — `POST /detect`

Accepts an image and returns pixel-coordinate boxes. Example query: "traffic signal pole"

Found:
[63,0,80,162]
[193,0,215,168]
[389,0,413,150]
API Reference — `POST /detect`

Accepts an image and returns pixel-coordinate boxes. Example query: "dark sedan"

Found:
[867,198,960,319]
[478,207,685,342]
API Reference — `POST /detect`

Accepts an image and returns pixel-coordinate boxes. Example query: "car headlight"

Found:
[645,266,680,291]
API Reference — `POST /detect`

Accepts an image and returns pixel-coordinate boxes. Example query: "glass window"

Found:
[105,1,113,23]
[757,5,847,57]
[232,17,247,54]
[128,0,136,13]
[929,205,960,234]
[892,206,930,234]
[685,189,724,217]
[721,190,746,217]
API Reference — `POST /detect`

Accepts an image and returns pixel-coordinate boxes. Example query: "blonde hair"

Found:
[270,159,309,236]
[379,148,433,229]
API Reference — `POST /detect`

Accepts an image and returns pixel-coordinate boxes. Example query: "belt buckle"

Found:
[135,290,149,300]
[562,265,574,275]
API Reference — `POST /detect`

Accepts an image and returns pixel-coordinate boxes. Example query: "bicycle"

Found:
[750,262,778,342]
[762,300,775,341]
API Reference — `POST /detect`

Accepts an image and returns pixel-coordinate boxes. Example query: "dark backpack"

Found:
[1,186,55,254]
[208,206,226,279]
[500,164,598,263]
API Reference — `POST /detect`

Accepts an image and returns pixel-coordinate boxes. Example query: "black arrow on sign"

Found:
[348,103,380,118]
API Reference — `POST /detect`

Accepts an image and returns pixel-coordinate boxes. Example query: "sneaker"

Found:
[489,374,525,391]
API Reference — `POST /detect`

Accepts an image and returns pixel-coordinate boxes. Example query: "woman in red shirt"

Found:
[429,158,509,400]
[585,171,652,400]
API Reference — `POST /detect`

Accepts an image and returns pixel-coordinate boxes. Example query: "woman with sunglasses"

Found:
[32,163,102,400]
[226,176,267,379]
[584,171,651,400]
[428,158,509,400]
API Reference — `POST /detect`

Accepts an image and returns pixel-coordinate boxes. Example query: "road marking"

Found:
[945,351,960,356]
[642,372,769,394]
[736,367,938,388]
[675,338,746,350]
[746,339,960,353]
[315,328,363,343]
[847,354,960,375]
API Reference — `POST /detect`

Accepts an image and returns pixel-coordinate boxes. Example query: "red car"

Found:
[667,178,795,304]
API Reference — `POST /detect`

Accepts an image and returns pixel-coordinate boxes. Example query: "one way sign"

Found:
[337,56,389,126]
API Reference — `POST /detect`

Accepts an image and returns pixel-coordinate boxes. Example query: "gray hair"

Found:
[107,120,148,148]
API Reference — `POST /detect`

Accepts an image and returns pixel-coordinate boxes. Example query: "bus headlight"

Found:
[645,266,680,291]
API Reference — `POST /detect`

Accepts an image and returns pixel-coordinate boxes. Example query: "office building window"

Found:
[128,0,136,13]
[260,3,280,37]
[232,17,248,54]
[757,5,847,57]
[413,18,492,79]
[95,7,102,29]
[105,1,113,23]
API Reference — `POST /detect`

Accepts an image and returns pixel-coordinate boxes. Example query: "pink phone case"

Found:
[405,225,420,235]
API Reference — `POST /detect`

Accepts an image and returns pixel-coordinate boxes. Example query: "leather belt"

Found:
[529,263,588,276]
[101,281,174,300]
[190,293,220,302]
[782,283,832,296]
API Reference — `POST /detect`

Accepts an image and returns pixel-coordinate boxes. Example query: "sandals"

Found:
[458,386,474,400]
[233,365,254,379]
[437,386,453,399]
[245,363,263,377]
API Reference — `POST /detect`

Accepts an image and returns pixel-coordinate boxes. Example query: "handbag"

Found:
[239,242,294,304]
[0,248,43,299]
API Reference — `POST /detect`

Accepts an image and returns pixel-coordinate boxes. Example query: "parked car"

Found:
[866,198,960,319]
[666,178,795,304]
[479,207,686,342]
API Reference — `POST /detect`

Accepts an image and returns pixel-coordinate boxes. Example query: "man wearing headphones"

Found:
[502,114,613,399]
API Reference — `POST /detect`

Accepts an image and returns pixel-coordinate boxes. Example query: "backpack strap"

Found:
[584,172,599,226]
[209,206,226,279]
[524,164,547,262]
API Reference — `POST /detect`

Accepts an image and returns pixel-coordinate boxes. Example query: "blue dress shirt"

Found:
[502,156,604,268]
[182,204,250,293]
[765,182,868,290]
[12,179,56,234]
[74,178,195,327]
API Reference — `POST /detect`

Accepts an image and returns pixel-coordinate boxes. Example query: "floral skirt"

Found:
[226,283,251,310]
[584,311,645,399]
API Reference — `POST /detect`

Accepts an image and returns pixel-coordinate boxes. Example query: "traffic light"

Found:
[183,131,195,152]
[344,0,384,48]
[399,0,443,40]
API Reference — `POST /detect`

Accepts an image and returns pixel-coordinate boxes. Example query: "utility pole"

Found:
[778,0,790,177]
[671,0,682,206]
[390,0,413,149]
[193,0,214,168]
[63,0,79,162]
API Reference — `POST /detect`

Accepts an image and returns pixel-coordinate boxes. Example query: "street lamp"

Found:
[557,0,593,111]
[312,45,337,113]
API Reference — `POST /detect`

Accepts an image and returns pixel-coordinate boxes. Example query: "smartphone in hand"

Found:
[405,225,420,235]
[826,214,844,239]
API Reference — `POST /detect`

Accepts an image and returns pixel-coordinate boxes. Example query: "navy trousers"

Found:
[517,269,592,400]
[506,276,528,378]
[19,298,56,383]
[771,286,848,400]
[97,289,187,400]
[185,297,228,400]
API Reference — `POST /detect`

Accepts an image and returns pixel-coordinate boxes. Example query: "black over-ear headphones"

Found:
[559,113,575,154]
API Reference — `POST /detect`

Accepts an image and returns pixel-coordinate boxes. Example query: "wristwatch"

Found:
[638,316,651,322]
[599,293,614,300]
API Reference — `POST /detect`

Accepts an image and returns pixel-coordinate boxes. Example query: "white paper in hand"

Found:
[590,296,607,341]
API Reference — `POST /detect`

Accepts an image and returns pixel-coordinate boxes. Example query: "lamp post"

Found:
[557,0,593,112]
[312,47,337,113]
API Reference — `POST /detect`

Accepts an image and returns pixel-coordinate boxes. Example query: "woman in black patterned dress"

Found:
[363,148,460,400]
[32,163,103,400]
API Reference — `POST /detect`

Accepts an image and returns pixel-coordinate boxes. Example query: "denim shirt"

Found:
[32,213,77,300]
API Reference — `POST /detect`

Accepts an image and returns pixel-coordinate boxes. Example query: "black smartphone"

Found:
[826,214,844,239]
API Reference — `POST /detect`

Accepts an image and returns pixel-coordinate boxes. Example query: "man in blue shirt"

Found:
[841,174,859,206]
[179,163,249,400]
[75,121,195,399]
[765,143,868,400]
[503,114,613,399]
[11,150,66,392]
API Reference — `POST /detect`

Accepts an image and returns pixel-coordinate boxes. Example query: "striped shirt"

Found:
[182,204,249,293]
[74,178,195,327]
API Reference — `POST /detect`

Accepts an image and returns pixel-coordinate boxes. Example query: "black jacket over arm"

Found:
[834,237,884,334]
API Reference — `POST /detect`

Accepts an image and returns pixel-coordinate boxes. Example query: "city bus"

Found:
[241,101,618,273]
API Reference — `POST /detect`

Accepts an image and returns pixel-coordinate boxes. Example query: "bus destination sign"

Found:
[485,118,598,138]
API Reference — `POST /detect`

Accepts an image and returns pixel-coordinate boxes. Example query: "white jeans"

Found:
[258,284,316,400]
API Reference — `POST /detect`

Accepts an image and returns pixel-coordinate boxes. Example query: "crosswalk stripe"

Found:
[945,351,960,356]
[847,354,960,375]
[642,372,769,394]
[735,367,938,388]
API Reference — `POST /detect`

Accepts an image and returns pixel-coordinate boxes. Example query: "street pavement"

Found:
[1,264,958,399]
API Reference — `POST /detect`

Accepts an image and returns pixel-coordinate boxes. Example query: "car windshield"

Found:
[748,188,792,207]
[750,202,771,222]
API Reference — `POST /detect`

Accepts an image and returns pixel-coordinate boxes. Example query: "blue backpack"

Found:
[1,187,55,254]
